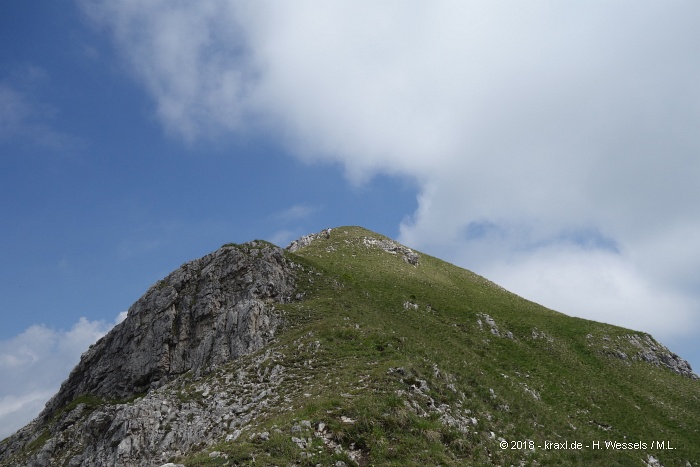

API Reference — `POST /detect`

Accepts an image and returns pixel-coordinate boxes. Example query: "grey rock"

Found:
[291,436,307,449]
[226,430,242,442]
[362,236,419,265]
[1,242,297,467]
[531,328,554,342]
[599,334,699,380]
[42,242,295,414]
[286,228,332,252]
[625,334,698,379]
[3,227,697,467]
[3,347,291,466]
[478,313,515,339]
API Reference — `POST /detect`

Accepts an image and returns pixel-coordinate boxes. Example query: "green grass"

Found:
[8,226,697,466]
[171,226,700,466]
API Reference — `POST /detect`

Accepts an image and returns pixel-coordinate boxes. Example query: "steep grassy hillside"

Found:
[178,227,699,466]
[2,226,697,466]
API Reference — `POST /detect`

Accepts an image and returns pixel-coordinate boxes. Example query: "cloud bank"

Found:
[79,1,700,346]
[0,312,126,440]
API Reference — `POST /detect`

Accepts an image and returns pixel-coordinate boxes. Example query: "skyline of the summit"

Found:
[2,0,700,439]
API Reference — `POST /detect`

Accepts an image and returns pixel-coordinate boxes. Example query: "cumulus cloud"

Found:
[79,1,700,362]
[0,312,126,440]
[475,241,698,340]
[79,0,256,141]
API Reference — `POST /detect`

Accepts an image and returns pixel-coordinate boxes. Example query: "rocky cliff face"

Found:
[1,240,298,466]
[46,241,296,412]
[2,227,698,467]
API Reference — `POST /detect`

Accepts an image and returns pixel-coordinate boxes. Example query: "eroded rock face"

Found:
[624,334,698,380]
[589,332,698,380]
[1,241,298,466]
[79,352,286,466]
[2,348,293,467]
[41,241,296,419]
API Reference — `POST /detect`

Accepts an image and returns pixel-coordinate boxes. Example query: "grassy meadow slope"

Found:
[178,226,699,466]
[3,226,697,466]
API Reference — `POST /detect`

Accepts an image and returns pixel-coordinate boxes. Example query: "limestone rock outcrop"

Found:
[1,241,298,466]
[624,334,698,380]
[361,236,419,265]
[3,348,291,467]
[46,240,295,422]
[286,228,332,252]
[3,227,698,467]
[588,332,698,380]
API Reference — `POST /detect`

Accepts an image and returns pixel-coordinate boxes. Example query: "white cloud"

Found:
[79,1,700,365]
[480,243,699,341]
[80,0,255,141]
[0,313,126,440]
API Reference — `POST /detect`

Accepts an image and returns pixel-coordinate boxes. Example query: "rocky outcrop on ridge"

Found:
[589,332,698,380]
[286,228,332,252]
[2,226,698,466]
[361,236,420,265]
[3,348,292,467]
[624,334,698,379]
[286,228,420,266]
[42,241,296,415]
[0,241,298,466]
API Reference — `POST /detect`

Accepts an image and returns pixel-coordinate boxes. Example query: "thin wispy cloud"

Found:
[78,1,700,351]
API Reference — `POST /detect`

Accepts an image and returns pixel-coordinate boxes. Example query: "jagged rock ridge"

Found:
[0,240,299,466]
[287,227,420,266]
[286,227,332,252]
[1,227,698,467]
[44,241,296,415]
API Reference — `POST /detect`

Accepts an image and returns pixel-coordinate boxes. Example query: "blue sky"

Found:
[2,1,700,438]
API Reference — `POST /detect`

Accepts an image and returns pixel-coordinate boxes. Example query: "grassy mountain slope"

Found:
[179,226,699,466]
[3,226,698,466]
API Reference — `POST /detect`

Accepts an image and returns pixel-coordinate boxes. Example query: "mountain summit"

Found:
[1,227,698,466]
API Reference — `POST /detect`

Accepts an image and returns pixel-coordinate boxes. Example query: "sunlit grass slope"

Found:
[179,226,699,466]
